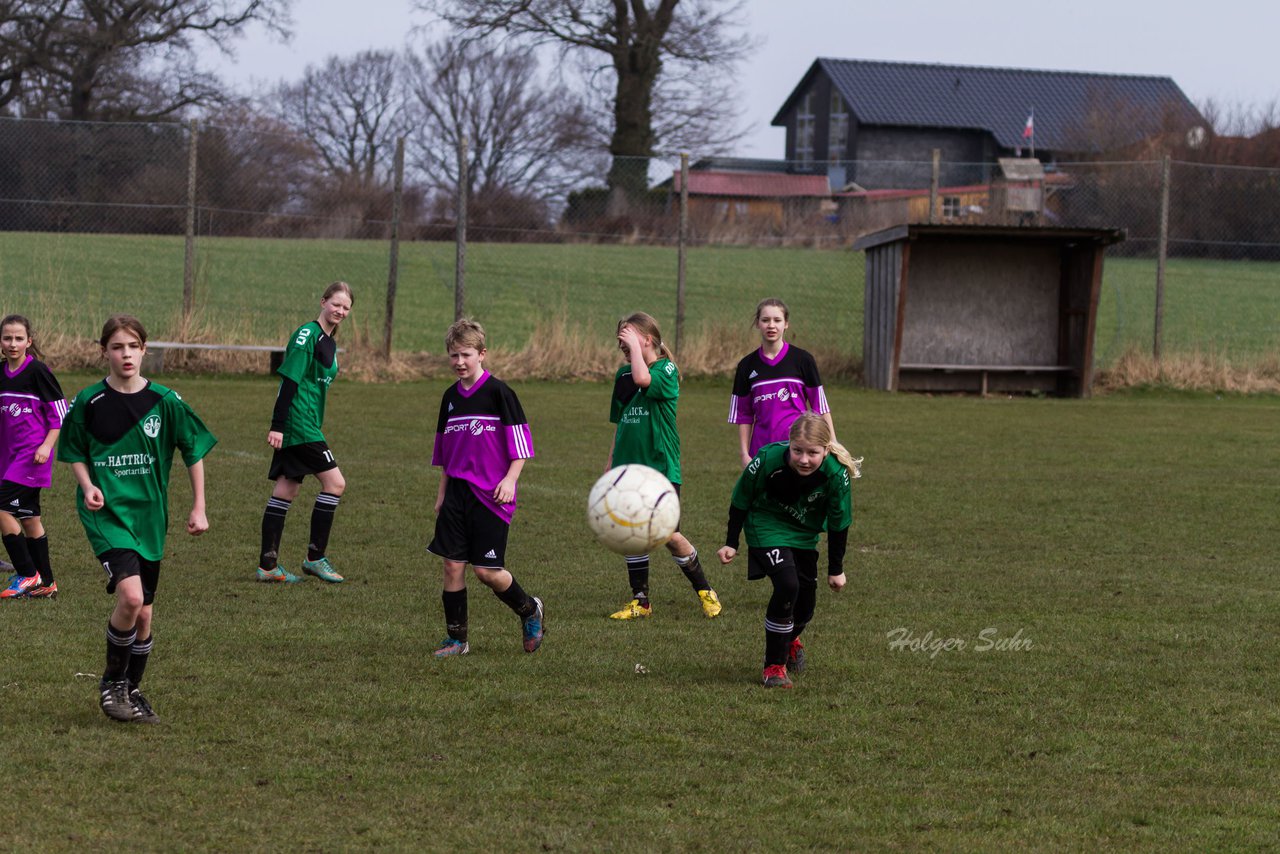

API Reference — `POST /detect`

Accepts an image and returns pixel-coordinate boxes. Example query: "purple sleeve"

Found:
[806,385,830,415]
[506,423,534,460]
[45,397,69,430]
[728,393,754,424]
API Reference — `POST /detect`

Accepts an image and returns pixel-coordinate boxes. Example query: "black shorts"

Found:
[98,548,161,605]
[268,441,338,482]
[747,546,818,582]
[428,478,510,568]
[0,480,41,520]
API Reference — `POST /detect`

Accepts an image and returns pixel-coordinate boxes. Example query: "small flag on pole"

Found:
[1022,110,1035,139]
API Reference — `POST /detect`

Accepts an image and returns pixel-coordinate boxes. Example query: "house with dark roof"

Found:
[772,58,1204,190]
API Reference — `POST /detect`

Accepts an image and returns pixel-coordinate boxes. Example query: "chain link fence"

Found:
[1,115,1277,374]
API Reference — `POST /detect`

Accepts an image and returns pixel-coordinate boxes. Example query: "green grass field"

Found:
[2,232,1278,364]
[3,374,1279,849]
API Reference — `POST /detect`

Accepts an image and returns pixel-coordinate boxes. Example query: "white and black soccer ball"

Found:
[586,465,681,555]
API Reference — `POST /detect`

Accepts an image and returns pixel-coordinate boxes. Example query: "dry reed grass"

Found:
[36,312,867,385]
[1096,347,1280,394]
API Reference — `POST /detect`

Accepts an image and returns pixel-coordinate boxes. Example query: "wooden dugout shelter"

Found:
[854,224,1125,397]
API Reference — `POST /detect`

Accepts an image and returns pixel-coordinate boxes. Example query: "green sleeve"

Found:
[172,395,218,467]
[277,325,315,384]
[731,450,766,510]
[55,392,89,464]
[646,359,679,401]
[826,459,853,532]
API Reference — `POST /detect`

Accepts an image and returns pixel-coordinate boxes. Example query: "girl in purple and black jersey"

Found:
[0,315,67,600]
[728,298,835,468]
[427,319,544,657]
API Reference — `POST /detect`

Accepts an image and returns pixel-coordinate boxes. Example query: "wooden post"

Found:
[455,135,467,321]
[928,149,940,223]
[675,152,689,354]
[383,137,405,360]
[182,119,199,326]
[1154,154,1170,362]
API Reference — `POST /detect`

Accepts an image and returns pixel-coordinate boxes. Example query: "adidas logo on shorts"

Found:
[484,549,497,559]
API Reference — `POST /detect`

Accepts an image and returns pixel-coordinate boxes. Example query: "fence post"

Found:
[1154,153,1171,362]
[676,152,689,354]
[182,119,199,328]
[383,136,405,360]
[455,135,468,321]
[928,149,940,223]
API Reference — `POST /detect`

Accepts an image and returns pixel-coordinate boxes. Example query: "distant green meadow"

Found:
[2,376,1279,849]
[2,232,1278,364]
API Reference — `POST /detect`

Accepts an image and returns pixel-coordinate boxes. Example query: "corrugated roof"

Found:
[673,170,831,197]
[772,58,1203,151]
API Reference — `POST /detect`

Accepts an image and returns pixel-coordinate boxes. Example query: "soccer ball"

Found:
[587,465,681,555]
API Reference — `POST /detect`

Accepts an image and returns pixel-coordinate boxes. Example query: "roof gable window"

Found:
[829,91,849,161]
[796,91,816,164]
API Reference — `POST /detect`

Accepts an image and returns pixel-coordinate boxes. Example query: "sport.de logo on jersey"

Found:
[143,414,162,438]
[4,402,33,418]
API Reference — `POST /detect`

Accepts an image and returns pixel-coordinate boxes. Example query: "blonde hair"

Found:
[753,297,790,325]
[618,311,679,377]
[322,281,354,304]
[445,318,486,353]
[789,413,862,480]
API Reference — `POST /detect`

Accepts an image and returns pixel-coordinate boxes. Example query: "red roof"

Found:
[673,170,831,198]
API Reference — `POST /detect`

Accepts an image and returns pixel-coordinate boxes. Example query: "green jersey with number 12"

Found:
[731,441,852,549]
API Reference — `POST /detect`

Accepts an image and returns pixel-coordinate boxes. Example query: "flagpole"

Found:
[1029,107,1035,159]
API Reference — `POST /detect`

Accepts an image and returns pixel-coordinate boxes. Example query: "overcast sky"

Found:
[209,0,1280,157]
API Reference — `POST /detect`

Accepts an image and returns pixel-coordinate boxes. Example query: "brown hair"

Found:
[618,311,679,377]
[754,297,790,324]
[322,281,354,304]
[98,314,148,348]
[0,314,44,360]
[445,318,486,353]
[789,413,862,481]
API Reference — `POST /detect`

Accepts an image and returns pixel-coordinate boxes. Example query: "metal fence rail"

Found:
[1,115,1277,368]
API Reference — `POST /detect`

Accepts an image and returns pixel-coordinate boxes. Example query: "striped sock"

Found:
[259,496,291,570]
[625,555,650,603]
[307,492,341,561]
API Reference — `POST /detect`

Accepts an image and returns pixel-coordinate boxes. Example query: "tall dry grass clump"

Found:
[1097,347,1280,394]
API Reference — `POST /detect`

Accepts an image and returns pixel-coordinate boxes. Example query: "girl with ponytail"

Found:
[717,413,860,688]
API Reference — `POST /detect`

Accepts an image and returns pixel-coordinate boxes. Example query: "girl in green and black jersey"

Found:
[256,281,352,585]
[606,312,721,621]
[58,315,216,722]
[717,414,859,689]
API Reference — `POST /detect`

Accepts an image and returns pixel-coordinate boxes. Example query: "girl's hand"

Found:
[828,572,846,592]
[493,475,518,505]
[187,509,209,536]
[617,325,642,353]
[434,490,444,514]
[717,546,737,564]
[33,443,54,465]
[740,451,752,468]
[267,430,283,449]
[83,486,105,511]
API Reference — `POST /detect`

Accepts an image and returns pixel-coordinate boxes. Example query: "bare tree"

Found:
[404,37,600,226]
[420,0,751,196]
[0,0,291,120]
[274,50,409,189]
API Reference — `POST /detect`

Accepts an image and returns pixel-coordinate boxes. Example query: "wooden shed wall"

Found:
[862,242,904,390]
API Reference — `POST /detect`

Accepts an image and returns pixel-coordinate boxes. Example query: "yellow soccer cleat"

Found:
[609,598,653,620]
[698,589,722,619]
